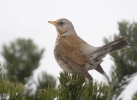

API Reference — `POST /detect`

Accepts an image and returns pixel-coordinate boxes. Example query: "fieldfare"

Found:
[48,18,130,81]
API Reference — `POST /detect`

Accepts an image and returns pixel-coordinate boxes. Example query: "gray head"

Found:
[48,18,76,36]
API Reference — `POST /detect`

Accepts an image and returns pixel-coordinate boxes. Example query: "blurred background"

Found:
[0,0,137,100]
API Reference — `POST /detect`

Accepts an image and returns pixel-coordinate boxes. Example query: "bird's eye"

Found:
[58,22,64,26]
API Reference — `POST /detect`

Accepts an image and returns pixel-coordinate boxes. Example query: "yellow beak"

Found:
[48,21,57,25]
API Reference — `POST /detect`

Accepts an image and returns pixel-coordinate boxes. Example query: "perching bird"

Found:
[48,18,130,81]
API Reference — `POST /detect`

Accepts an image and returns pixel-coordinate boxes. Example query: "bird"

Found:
[48,18,130,81]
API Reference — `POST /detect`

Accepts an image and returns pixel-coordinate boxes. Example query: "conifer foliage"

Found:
[1,38,56,100]
[104,21,137,100]
[39,72,110,100]
[0,67,25,100]
[2,39,44,84]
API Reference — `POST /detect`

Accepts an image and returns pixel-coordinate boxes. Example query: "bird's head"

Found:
[48,18,76,37]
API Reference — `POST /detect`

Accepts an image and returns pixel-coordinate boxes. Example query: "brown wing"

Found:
[56,35,87,64]
[55,34,93,80]
[67,58,93,80]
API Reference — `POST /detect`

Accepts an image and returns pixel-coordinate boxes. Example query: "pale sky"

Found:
[0,0,137,99]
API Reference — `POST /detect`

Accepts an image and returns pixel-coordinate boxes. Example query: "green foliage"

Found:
[37,71,56,89]
[0,81,25,100]
[39,85,57,100]
[132,92,137,100]
[0,66,2,82]
[1,38,57,100]
[104,21,137,100]
[39,72,110,100]
[81,81,109,100]
[2,38,44,84]
[25,71,56,100]
[0,67,25,100]
[58,72,85,100]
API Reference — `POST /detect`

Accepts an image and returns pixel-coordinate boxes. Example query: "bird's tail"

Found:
[96,37,130,54]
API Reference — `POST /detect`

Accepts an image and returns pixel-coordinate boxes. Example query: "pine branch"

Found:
[38,71,110,100]
[57,72,85,100]
[38,85,57,100]
[132,91,137,100]
[0,67,25,100]
[104,21,137,100]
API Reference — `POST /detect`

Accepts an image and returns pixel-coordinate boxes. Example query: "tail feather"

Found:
[97,37,130,53]
[88,37,130,67]
[107,37,130,52]
[93,37,130,61]
[91,38,130,80]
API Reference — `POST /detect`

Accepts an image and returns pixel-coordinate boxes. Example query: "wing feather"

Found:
[54,35,93,80]
[56,35,87,64]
